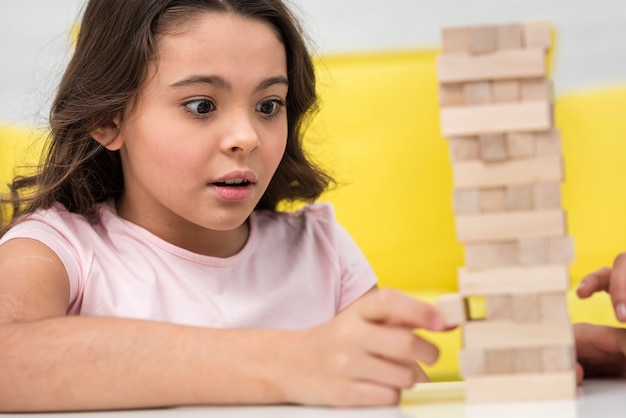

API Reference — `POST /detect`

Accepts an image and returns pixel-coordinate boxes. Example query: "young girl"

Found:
[0,0,446,411]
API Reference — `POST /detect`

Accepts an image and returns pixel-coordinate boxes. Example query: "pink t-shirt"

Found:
[0,202,377,329]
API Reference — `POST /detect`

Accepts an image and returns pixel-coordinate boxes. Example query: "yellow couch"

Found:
[2,50,626,381]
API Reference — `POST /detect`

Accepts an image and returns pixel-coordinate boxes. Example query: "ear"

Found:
[91,118,124,151]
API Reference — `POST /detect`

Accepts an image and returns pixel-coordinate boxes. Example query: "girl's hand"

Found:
[277,288,445,407]
[574,323,626,383]
[577,253,626,322]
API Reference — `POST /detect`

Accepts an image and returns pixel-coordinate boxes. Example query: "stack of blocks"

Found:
[434,22,577,402]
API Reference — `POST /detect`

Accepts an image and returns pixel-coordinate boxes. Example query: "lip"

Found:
[208,170,257,202]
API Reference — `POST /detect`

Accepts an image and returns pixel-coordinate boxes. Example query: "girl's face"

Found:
[104,12,288,256]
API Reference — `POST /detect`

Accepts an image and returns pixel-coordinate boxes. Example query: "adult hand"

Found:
[577,253,626,322]
[574,323,626,383]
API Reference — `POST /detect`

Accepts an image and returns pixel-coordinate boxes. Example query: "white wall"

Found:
[1,0,625,125]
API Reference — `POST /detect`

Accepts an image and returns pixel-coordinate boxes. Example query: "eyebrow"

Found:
[169,75,288,92]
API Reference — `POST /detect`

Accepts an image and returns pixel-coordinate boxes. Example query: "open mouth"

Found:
[213,178,251,187]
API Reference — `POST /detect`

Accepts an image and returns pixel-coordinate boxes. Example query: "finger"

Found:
[350,354,418,390]
[610,253,626,322]
[576,362,584,385]
[577,266,611,298]
[329,381,401,407]
[413,362,430,383]
[358,288,444,331]
[363,323,440,365]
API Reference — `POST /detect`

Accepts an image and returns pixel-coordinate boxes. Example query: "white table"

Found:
[3,379,624,417]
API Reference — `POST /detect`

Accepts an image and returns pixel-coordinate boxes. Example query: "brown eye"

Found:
[256,99,284,117]
[184,99,215,115]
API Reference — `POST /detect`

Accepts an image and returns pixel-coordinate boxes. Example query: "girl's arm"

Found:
[0,238,444,411]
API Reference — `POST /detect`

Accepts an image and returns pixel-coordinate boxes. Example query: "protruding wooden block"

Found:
[464,371,576,403]
[436,48,547,83]
[442,27,470,53]
[479,134,507,162]
[513,347,542,373]
[469,25,497,54]
[455,209,566,242]
[463,319,573,349]
[439,83,465,107]
[518,237,547,265]
[534,183,561,209]
[480,188,507,212]
[512,293,541,321]
[492,80,520,103]
[486,348,514,374]
[485,295,512,320]
[464,81,492,105]
[540,292,570,320]
[453,155,563,189]
[523,21,552,50]
[536,130,562,156]
[506,132,536,158]
[507,185,534,210]
[459,264,569,296]
[440,101,552,137]
[497,23,523,49]
[435,293,467,326]
[460,348,486,377]
[548,236,574,263]
[449,137,480,161]
[454,189,481,214]
[541,346,575,372]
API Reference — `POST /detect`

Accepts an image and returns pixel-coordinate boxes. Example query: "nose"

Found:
[221,110,260,154]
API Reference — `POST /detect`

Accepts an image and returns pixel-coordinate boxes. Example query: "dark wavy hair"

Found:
[1,0,333,234]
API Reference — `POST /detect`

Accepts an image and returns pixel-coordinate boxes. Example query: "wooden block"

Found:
[506,185,534,210]
[449,137,480,161]
[506,132,536,158]
[534,183,561,209]
[464,81,492,105]
[436,48,547,83]
[541,346,575,372]
[440,101,552,137]
[442,27,470,53]
[463,319,573,349]
[455,209,566,242]
[460,348,486,377]
[521,78,553,102]
[497,23,523,49]
[479,134,507,162]
[465,371,576,403]
[536,129,562,156]
[435,293,467,326]
[548,236,574,263]
[518,238,547,265]
[439,83,465,107]
[464,241,517,268]
[486,349,514,374]
[454,189,481,214]
[485,295,512,320]
[513,347,542,373]
[492,80,520,103]
[480,187,507,212]
[469,25,497,54]
[459,264,569,296]
[453,155,563,189]
[523,21,552,50]
[512,293,541,321]
[540,292,570,320]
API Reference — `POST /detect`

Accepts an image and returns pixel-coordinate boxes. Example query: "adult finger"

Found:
[610,253,626,322]
[577,267,611,298]
[357,288,444,332]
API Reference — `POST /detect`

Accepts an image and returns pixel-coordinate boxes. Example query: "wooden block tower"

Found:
[435,22,577,402]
